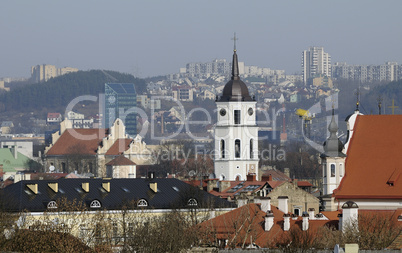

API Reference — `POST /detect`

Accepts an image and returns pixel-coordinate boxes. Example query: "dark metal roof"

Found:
[218,50,253,102]
[1,178,235,212]
[322,109,345,157]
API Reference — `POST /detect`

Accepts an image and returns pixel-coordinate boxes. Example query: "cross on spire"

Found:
[388,99,399,115]
[231,33,238,51]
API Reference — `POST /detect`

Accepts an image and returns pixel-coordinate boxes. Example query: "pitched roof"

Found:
[106,155,136,166]
[0,148,30,172]
[46,129,107,156]
[261,169,291,181]
[105,138,131,155]
[334,115,402,200]
[198,203,338,248]
[2,178,235,212]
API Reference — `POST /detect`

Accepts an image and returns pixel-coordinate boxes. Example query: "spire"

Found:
[328,108,338,135]
[322,107,345,157]
[231,33,239,80]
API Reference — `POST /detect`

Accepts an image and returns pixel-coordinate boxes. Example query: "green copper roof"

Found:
[0,148,30,172]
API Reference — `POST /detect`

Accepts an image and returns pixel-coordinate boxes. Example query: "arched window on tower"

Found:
[250,139,253,159]
[235,139,241,158]
[221,139,225,158]
[331,164,336,177]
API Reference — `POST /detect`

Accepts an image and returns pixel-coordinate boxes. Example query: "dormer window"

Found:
[47,201,57,209]
[137,199,148,207]
[90,200,102,209]
[187,198,198,206]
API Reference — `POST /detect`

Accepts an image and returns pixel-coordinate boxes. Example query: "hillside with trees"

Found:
[0,70,146,113]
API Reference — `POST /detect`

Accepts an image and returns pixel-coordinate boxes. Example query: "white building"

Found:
[214,48,259,181]
[302,47,331,85]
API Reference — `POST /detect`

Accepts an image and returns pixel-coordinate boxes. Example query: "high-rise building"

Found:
[332,62,400,83]
[214,47,259,181]
[105,83,137,137]
[31,64,78,83]
[302,47,331,85]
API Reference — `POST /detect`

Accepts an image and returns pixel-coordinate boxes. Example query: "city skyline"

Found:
[1,1,402,79]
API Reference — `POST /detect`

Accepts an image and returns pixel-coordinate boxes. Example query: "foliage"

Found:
[0,70,147,113]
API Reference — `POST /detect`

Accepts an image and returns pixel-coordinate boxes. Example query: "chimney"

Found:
[262,174,273,181]
[308,208,315,220]
[341,201,358,232]
[150,182,157,193]
[283,213,291,231]
[255,196,271,213]
[12,146,17,159]
[302,212,309,231]
[264,211,274,231]
[278,196,288,214]
[207,179,218,192]
[219,180,231,192]
[284,168,290,178]
[246,173,256,182]
[237,194,248,208]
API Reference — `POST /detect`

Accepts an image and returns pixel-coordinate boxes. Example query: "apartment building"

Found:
[302,47,331,85]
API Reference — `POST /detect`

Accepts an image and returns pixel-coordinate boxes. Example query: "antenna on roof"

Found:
[377,95,382,115]
[354,89,360,111]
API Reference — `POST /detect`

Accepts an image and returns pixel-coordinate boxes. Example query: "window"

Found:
[234,110,241,124]
[90,200,102,209]
[331,164,335,177]
[235,139,241,158]
[250,139,253,159]
[339,163,343,177]
[137,199,148,207]
[293,208,300,216]
[47,201,57,209]
[187,198,198,206]
[221,140,225,158]
[323,163,327,177]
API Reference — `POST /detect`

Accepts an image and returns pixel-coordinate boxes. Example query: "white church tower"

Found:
[321,108,346,196]
[214,41,259,181]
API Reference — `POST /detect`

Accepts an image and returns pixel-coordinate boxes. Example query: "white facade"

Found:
[322,157,345,195]
[214,100,259,181]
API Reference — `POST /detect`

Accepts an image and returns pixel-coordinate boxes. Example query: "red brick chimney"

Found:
[247,173,256,182]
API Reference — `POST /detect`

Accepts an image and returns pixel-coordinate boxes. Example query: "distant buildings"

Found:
[31,64,78,83]
[332,61,401,83]
[302,47,331,85]
[104,83,137,137]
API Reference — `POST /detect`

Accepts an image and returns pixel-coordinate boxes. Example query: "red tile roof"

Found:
[105,138,132,155]
[198,203,338,248]
[334,115,402,200]
[46,129,107,155]
[106,155,136,166]
[297,181,313,187]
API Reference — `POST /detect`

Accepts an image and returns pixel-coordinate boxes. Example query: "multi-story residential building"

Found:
[31,64,78,83]
[302,47,331,85]
[172,85,194,101]
[104,83,137,137]
[332,62,400,83]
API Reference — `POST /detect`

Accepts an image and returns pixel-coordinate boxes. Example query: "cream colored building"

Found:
[31,64,78,83]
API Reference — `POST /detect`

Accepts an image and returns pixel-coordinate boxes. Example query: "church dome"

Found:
[218,49,253,102]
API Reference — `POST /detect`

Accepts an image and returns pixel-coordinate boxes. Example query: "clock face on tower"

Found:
[220,108,226,116]
[248,107,254,116]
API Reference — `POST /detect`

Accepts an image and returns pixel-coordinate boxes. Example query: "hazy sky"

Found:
[1,0,401,79]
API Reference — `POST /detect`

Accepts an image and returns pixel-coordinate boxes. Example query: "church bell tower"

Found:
[214,39,259,181]
[321,108,346,195]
